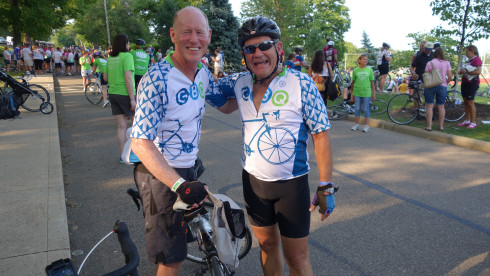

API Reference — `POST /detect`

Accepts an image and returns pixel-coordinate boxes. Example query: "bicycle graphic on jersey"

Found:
[158,107,203,159]
[243,111,296,165]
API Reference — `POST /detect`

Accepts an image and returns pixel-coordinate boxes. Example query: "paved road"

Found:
[55,76,490,276]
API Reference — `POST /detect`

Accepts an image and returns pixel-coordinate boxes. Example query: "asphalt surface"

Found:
[55,75,490,276]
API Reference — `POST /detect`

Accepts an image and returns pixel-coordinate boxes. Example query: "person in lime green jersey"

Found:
[130,39,150,92]
[103,34,136,158]
[80,50,93,92]
[92,51,110,107]
[350,53,375,132]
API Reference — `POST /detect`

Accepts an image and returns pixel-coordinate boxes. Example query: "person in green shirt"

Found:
[129,39,150,92]
[350,53,376,132]
[92,51,109,107]
[80,50,93,92]
[103,34,136,158]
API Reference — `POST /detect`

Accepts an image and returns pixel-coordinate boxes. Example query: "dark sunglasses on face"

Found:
[243,40,276,54]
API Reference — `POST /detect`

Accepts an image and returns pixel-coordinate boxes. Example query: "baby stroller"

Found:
[0,70,53,114]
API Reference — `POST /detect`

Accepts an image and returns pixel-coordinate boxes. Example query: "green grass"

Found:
[371,91,490,142]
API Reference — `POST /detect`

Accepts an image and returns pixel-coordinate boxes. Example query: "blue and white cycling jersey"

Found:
[131,55,225,168]
[213,67,331,181]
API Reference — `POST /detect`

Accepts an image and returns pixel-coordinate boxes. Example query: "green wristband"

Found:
[171,178,186,192]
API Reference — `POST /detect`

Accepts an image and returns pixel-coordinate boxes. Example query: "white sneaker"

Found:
[351,124,360,131]
[83,87,86,92]
[102,100,110,108]
[362,125,370,132]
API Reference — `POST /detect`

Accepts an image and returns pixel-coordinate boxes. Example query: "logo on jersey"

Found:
[279,81,286,87]
[242,86,250,101]
[262,88,272,103]
[135,51,147,59]
[271,90,289,106]
[190,83,199,100]
[198,82,204,98]
[176,88,190,105]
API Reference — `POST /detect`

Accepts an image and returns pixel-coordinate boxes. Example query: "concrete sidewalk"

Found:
[0,74,488,275]
[0,75,69,275]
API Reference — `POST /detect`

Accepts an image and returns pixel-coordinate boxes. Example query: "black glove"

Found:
[176,181,208,205]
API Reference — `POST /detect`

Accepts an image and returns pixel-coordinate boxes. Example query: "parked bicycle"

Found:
[85,74,104,105]
[0,70,53,114]
[387,79,464,125]
[331,65,351,94]
[45,220,139,276]
[327,99,388,120]
[127,188,252,276]
[373,69,392,91]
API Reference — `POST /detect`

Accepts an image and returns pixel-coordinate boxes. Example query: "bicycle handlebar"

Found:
[103,221,140,276]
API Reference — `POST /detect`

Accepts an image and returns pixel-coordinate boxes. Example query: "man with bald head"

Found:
[130,6,236,275]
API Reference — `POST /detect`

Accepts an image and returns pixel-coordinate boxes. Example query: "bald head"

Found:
[173,6,210,32]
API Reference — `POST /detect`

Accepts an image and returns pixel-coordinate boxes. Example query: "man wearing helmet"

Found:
[324,39,337,68]
[210,16,336,276]
[130,39,151,91]
[293,47,308,71]
[376,42,392,92]
[130,7,236,276]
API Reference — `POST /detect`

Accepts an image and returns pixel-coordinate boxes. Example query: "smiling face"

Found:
[170,7,211,65]
[358,55,368,67]
[242,36,282,80]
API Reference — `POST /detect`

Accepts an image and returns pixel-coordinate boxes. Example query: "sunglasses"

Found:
[243,40,276,54]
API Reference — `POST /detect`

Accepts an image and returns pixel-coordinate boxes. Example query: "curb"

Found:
[341,114,490,154]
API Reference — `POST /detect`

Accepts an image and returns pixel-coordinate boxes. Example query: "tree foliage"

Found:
[201,0,241,72]
[52,23,77,47]
[430,0,490,71]
[360,31,377,68]
[73,0,151,49]
[0,0,86,45]
[240,0,350,63]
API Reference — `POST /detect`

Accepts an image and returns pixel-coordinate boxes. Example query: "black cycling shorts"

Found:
[242,169,311,238]
[133,164,199,264]
[108,94,134,117]
[135,75,144,93]
[461,81,479,101]
[378,63,389,75]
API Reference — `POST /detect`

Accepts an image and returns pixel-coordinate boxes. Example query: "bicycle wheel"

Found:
[22,84,50,112]
[387,93,418,124]
[376,74,392,90]
[257,126,296,165]
[444,90,465,122]
[327,103,349,120]
[40,102,54,114]
[370,99,387,115]
[85,82,103,105]
[209,255,227,276]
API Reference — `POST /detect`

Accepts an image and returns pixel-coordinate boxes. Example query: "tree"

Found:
[390,50,414,72]
[0,0,87,45]
[52,24,77,47]
[201,0,241,72]
[240,0,350,62]
[430,0,490,71]
[360,31,377,68]
[74,0,151,49]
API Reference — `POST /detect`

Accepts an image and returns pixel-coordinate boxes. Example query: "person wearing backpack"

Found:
[308,49,333,104]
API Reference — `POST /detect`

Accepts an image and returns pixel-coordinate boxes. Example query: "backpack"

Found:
[313,75,326,92]
[0,94,20,119]
[208,192,246,269]
[326,81,339,101]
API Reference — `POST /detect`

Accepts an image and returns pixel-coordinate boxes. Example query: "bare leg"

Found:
[115,115,128,155]
[467,100,476,123]
[425,103,434,129]
[437,104,445,129]
[282,235,313,276]
[155,262,182,276]
[252,225,284,276]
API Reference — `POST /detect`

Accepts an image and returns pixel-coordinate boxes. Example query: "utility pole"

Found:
[104,0,111,47]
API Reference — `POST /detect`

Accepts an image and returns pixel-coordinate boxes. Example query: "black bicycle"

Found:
[45,220,139,276]
[328,99,388,120]
[387,79,465,125]
[0,70,53,114]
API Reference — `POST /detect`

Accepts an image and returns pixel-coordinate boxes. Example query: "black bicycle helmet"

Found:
[135,39,145,46]
[294,47,303,53]
[237,16,281,47]
[382,42,390,49]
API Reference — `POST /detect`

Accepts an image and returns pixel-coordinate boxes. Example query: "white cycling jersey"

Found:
[215,68,330,181]
[131,55,225,168]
